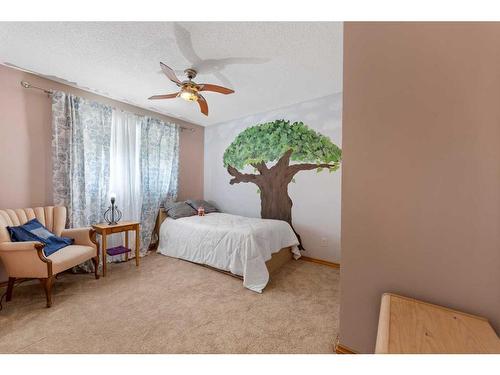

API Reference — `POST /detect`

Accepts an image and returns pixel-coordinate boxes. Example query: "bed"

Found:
[157,211,301,292]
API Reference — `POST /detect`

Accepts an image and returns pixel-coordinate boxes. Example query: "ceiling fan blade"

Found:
[160,62,181,85]
[197,84,235,95]
[197,94,209,116]
[148,93,179,100]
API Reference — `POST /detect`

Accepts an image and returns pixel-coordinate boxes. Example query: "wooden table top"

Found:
[375,293,500,354]
[91,221,140,230]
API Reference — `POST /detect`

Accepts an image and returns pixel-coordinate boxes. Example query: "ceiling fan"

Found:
[148,62,235,116]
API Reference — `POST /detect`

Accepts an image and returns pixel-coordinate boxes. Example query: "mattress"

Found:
[157,212,300,292]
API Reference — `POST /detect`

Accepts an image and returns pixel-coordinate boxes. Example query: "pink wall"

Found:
[340,23,500,353]
[0,66,53,208]
[0,64,204,208]
[0,64,204,281]
[177,121,204,202]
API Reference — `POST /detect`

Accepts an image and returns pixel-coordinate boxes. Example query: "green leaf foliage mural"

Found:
[223,120,342,248]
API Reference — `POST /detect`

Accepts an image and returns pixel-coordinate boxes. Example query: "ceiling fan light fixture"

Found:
[180,87,198,102]
[149,62,235,116]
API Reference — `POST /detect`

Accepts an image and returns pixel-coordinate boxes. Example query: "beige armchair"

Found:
[0,206,99,307]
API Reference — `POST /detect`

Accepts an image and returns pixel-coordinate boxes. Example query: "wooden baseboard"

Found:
[300,256,340,269]
[335,343,357,354]
[333,334,357,354]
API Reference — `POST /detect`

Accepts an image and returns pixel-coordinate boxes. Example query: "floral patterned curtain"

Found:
[52,92,112,229]
[139,117,179,250]
[52,92,179,265]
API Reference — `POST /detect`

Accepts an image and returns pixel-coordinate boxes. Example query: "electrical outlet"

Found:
[320,237,328,247]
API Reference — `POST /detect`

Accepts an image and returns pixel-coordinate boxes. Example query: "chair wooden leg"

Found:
[6,277,15,302]
[39,276,54,308]
[92,255,100,279]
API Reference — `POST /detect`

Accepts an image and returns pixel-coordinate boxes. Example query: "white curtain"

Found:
[106,110,142,261]
[107,112,180,257]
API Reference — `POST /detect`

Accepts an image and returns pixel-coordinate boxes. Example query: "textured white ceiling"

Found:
[0,22,343,126]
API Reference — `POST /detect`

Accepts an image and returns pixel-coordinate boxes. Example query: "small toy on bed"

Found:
[197,206,205,216]
[186,199,219,214]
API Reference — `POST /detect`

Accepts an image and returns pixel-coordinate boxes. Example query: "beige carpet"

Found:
[0,253,339,353]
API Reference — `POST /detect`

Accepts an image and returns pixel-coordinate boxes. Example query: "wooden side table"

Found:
[91,221,140,277]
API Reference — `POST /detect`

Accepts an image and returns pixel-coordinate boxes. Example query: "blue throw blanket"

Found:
[7,218,73,256]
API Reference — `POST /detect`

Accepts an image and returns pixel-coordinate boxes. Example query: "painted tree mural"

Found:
[223,120,342,247]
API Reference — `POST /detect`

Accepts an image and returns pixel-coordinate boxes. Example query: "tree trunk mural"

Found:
[227,149,339,249]
[223,120,342,251]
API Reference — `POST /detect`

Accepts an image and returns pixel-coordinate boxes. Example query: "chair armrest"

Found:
[0,241,51,278]
[0,241,44,252]
[61,227,97,248]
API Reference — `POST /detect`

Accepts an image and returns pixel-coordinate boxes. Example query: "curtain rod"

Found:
[20,80,196,133]
[21,80,54,95]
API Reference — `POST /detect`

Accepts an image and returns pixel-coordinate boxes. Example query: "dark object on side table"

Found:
[104,196,122,225]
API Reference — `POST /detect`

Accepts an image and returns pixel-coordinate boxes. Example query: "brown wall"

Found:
[0,64,204,281]
[340,22,500,353]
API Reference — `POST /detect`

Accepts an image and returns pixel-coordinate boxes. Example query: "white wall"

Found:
[204,93,342,262]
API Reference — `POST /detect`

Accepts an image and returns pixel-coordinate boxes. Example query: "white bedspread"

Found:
[157,212,300,292]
